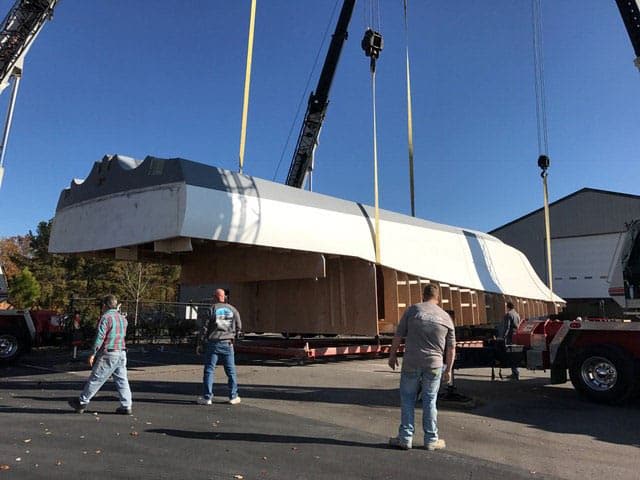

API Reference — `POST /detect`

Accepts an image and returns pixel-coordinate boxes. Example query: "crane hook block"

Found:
[361,29,383,60]
[537,154,550,171]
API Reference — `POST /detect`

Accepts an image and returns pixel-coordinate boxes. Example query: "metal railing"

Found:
[67,298,210,344]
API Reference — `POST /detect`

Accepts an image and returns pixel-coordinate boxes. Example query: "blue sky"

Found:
[0,0,638,238]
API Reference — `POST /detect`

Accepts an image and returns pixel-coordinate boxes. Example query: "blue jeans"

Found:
[79,351,132,408]
[398,367,442,446]
[202,340,238,400]
[505,339,519,377]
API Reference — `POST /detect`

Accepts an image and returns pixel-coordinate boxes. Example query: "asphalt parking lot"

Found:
[1,346,639,479]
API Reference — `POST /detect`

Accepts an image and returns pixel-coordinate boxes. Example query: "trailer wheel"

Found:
[569,346,634,404]
[0,332,24,364]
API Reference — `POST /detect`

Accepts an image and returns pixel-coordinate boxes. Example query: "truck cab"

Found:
[608,219,640,318]
[0,309,36,363]
[514,316,640,404]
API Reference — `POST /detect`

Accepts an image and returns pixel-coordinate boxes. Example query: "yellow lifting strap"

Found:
[238,0,257,174]
[403,0,416,217]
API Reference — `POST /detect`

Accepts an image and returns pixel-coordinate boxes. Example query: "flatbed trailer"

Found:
[235,333,515,369]
[237,318,640,406]
[235,335,404,362]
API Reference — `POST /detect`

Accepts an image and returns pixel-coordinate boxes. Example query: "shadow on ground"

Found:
[147,428,388,449]
[3,345,640,449]
[2,371,640,448]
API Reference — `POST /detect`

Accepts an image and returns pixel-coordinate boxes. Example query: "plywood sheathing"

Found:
[450,286,462,326]
[181,245,326,283]
[475,291,487,325]
[192,256,379,336]
[379,266,399,334]
[179,242,557,335]
[409,276,422,305]
[460,289,472,326]
[439,284,452,311]
[396,272,411,321]
[485,293,505,325]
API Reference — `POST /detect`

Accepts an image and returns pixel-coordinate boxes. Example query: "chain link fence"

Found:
[68,297,210,344]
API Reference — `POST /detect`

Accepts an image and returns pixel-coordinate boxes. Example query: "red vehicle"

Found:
[0,309,65,364]
[513,317,640,404]
[0,264,7,302]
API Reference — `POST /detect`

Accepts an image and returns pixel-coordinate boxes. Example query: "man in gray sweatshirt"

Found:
[388,284,455,451]
[196,288,242,405]
[502,301,521,380]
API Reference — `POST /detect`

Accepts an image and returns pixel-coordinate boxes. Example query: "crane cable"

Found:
[532,0,554,300]
[272,0,342,182]
[371,61,381,264]
[532,0,549,156]
[403,0,416,217]
[362,0,382,36]
[362,3,383,264]
[238,0,257,174]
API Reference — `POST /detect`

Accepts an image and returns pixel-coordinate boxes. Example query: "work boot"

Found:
[68,398,87,414]
[115,406,132,415]
[388,436,411,450]
[425,438,446,451]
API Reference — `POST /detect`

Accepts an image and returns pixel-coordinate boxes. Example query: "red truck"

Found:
[0,309,65,364]
[512,216,640,404]
[513,317,640,404]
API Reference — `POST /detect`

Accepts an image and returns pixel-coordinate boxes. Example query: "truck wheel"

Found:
[569,346,634,404]
[0,332,24,364]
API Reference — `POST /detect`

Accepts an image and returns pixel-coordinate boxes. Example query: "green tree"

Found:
[9,267,41,308]
[4,219,181,312]
[0,235,31,278]
[19,221,68,309]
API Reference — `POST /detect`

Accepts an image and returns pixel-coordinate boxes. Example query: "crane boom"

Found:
[0,0,57,189]
[0,0,57,94]
[615,0,640,70]
[285,0,356,189]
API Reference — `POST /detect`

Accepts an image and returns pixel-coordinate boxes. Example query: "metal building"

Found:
[490,188,640,317]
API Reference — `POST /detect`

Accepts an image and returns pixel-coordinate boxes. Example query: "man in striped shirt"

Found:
[68,294,132,415]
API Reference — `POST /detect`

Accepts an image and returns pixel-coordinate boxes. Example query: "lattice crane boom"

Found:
[0,0,57,94]
[615,0,640,70]
[285,0,356,189]
[0,0,57,189]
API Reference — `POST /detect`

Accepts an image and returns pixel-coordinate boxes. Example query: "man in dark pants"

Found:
[196,289,242,405]
[68,295,132,414]
[387,284,456,451]
[502,301,521,380]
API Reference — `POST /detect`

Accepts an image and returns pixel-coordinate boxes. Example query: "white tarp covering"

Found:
[50,156,564,304]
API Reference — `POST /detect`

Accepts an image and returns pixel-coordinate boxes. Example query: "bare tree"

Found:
[119,262,152,339]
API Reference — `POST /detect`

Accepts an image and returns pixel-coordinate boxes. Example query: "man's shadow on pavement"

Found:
[147,428,389,449]
[13,394,195,406]
[0,406,77,414]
